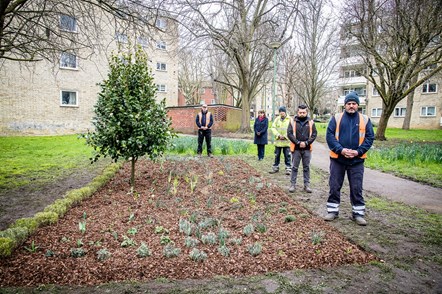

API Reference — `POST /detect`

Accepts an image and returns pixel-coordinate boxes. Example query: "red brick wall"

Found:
[167,104,241,134]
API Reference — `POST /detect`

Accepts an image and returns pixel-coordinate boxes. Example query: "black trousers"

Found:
[273,146,291,169]
[197,129,212,155]
[257,144,265,159]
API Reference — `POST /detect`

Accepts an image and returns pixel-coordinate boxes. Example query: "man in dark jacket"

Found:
[287,105,317,193]
[324,92,374,226]
[195,104,214,157]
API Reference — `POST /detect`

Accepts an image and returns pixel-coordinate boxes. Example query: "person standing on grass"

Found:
[269,106,291,175]
[324,92,374,226]
[195,103,214,158]
[253,110,268,161]
[287,104,317,193]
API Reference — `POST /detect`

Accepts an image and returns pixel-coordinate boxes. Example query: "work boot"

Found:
[323,213,338,221]
[351,215,367,226]
[285,168,291,175]
[208,153,214,158]
[269,167,279,174]
[288,186,296,193]
[197,153,202,157]
[304,186,312,193]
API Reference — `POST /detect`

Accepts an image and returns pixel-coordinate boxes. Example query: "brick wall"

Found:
[167,104,241,134]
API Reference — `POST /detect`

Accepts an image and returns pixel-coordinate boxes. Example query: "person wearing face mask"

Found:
[324,92,374,226]
[269,106,291,175]
[287,105,317,193]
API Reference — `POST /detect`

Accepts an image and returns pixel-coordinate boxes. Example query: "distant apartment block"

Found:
[0,10,179,135]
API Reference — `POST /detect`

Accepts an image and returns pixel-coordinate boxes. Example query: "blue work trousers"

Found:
[327,160,365,217]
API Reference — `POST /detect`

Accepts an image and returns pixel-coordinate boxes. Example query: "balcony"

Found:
[337,95,367,106]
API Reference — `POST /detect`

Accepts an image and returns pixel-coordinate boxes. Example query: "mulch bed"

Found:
[0,157,376,286]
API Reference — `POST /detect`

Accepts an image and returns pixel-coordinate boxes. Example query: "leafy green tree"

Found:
[83,46,175,190]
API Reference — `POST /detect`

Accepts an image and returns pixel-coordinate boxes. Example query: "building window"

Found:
[199,88,205,94]
[157,84,166,92]
[156,62,167,71]
[156,18,167,29]
[60,52,77,69]
[156,41,166,50]
[343,69,363,78]
[394,107,406,117]
[60,91,78,106]
[422,81,437,93]
[371,108,382,117]
[344,87,366,96]
[137,36,149,47]
[421,106,436,117]
[116,33,128,44]
[372,87,380,96]
[60,15,77,32]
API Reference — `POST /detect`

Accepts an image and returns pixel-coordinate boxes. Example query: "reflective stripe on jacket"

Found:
[329,112,368,159]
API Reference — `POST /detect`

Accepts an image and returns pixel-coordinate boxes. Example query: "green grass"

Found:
[367,197,442,246]
[0,135,96,191]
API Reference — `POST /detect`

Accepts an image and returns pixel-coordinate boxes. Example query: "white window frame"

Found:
[156,62,167,71]
[420,106,436,117]
[211,99,216,104]
[422,81,437,94]
[156,40,166,50]
[394,107,406,117]
[137,36,149,47]
[157,84,167,92]
[371,108,382,117]
[60,90,78,107]
[116,33,128,44]
[156,18,167,29]
[59,14,77,32]
[372,87,380,96]
[344,87,366,97]
[60,52,77,69]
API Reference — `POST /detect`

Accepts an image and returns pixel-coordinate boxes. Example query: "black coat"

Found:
[253,117,268,145]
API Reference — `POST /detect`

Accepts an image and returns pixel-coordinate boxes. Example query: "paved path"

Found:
[311,142,442,214]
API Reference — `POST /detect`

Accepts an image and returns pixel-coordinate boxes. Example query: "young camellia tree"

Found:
[83,46,175,191]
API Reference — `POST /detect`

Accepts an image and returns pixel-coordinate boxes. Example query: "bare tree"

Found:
[343,0,442,140]
[173,0,298,132]
[291,0,340,115]
[178,48,204,105]
[0,0,164,63]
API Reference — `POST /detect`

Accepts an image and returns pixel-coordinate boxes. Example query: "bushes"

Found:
[0,162,121,258]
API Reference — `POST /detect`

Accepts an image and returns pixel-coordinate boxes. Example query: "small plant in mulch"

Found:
[45,249,55,257]
[311,231,325,245]
[243,224,254,236]
[218,245,230,257]
[70,248,86,258]
[120,235,137,247]
[285,215,297,223]
[184,237,200,248]
[160,235,172,245]
[248,242,262,256]
[127,227,138,236]
[96,248,111,261]
[184,173,198,194]
[189,248,207,262]
[163,243,181,258]
[229,237,242,245]
[218,227,230,245]
[201,232,217,245]
[76,239,83,247]
[255,223,267,233]
[78,221,86,234]
[24,241,39,253]
[136,242,151,258]
[179,219,193,236]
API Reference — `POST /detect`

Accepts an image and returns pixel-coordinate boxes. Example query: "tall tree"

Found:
[83,47,175,191]
[178,48,205,105]
[0,0,162,63]
[291,0,340,114]
[174,0,298,132]
[343,0,442,140]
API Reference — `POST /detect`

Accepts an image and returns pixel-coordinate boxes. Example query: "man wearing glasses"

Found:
[195,104,214,157]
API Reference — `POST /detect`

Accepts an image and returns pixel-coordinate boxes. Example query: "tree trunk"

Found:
[375,104,394,141]
[402,75,418,130]
[239,87,252,133]
[130,157,136,192]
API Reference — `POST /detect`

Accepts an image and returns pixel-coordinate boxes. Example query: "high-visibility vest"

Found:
[330,112,368,159]
[198,112,212,128]
[290,119,314,152]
